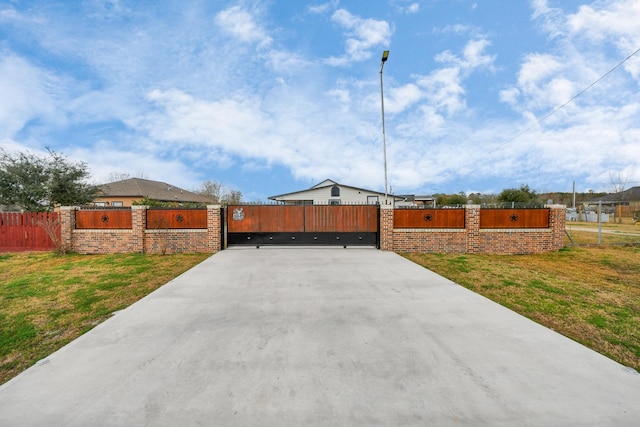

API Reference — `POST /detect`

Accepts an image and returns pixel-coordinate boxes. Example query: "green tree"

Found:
[0,148,97,211]
[497,185,539,204]
[435,192,468,206]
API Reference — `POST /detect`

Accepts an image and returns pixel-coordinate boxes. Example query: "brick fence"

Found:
[60,206,222,255]
[383,204,566,255]
[58,204,565,255]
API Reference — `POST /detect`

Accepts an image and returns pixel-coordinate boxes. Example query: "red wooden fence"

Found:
[480,209,550,229]
[228,205,304,233]
[227,205,379,233]
[0,212,59,251]
[305,205,378,232]
[75,210,132,229]
[394,208,465,229]
[147,209,208,229]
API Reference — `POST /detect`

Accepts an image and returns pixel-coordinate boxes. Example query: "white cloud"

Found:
[567,0,640,44]
[214,5,273,49]
[434,38,495,71]
[385,83,423,114]
[0,54,64,139]
[326,9,392,65]
[567,0,640,79]
[530,0,566,38]
[2,0,638,197]
[307,0,340,14]
[409,38,494,117]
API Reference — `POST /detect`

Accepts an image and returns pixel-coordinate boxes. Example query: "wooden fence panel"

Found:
[147,209,207,229]
[0,212,58,251]
[305,205,379,232]
[75,210,132,229]
[227,205,305,233]
[394,208,465,229]
[480,208,550,229]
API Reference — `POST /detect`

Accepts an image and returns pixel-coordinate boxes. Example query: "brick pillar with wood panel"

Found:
[207,205,222,253]
[548,204,566,251]
[465,205,481,254]
[380,204,394,251]
[131,205,147,253]
[59,206,76,252]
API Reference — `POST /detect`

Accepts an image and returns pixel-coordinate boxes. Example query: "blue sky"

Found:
[1,0,639,201]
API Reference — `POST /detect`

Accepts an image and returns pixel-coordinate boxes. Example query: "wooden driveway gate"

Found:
[226,205,379,247]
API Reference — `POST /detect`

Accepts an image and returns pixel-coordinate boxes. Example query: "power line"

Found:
[489,46,640,154]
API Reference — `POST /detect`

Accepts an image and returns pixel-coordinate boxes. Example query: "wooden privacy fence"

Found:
[75,209,133,229]
[227,205,378,233]
[394,208,465,229]
[226,204,380,246]
[74,208,208,229]
[480,208,550,229]
[147,209,207,229]
[0,212,58,251]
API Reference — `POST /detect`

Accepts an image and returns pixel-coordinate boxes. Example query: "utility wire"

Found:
[490,46,640,154]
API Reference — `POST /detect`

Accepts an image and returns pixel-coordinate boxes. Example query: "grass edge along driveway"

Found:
[403,243,640,373]
[1,252,210,385]
[2,242,639,385]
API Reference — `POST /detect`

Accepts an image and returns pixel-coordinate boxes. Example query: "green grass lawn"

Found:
[2,231,639,385]
[403,239,640,372]
[0,252,210,385]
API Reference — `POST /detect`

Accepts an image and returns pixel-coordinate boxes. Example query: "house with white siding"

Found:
[268,179,404,205]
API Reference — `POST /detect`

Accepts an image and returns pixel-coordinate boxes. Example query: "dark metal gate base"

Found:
[227,232,378,247]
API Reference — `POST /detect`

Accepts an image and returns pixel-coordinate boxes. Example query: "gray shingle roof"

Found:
[97,178,213,204]
[588,186,640,203]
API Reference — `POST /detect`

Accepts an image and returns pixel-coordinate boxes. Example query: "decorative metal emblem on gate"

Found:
[176,214,184,223]
[510,214,519,222]
[424,214,433,222]
[101,215,109,223]
[233,208,245,221]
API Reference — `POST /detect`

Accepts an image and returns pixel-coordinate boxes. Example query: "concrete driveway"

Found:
[1,248,639,426]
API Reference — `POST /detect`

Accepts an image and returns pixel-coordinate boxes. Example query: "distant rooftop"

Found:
[588,186,640,204]
[97,178,212,204]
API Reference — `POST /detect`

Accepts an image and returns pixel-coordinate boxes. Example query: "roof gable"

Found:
[269,179,397,200]
[311,179,338,189]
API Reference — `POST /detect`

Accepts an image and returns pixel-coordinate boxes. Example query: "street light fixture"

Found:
[379,50,390,203]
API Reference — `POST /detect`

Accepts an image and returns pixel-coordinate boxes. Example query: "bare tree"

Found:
[198,180,223,203]
[609,172,629,223]
[108,172,132,182]
[196,180,242,205]
[609,171,629,195]
[107,170,149,182]
[36,214,69,254]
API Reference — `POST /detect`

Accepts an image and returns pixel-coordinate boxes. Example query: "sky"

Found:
[1,0,639,202]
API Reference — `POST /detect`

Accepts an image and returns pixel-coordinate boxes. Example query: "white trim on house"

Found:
[269,179,401,205]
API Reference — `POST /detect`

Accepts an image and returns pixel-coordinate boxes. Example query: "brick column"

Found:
[465,205,481,254]
[59,206,76,252]
[207,205,222,253]
[548,204,566,251]
[131,205,147,253]
[379,204,394,251]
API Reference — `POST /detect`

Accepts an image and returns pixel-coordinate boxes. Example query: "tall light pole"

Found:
[379,50,390,204]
